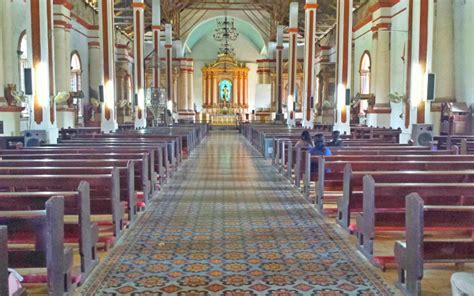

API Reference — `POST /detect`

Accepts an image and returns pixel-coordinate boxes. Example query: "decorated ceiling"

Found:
[84,0,367,43]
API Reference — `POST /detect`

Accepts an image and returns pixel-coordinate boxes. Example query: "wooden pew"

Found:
[0,172,123,243]
[0,197,75,295]
[0,145,163,187]
[356,178,474,267]
[301,151,458,198]
[55,140,173,178]
[394,193,474,296]
[0,152,151,206]
[338,165,474,228]
[64,136,180,167]
[0,182,98,280]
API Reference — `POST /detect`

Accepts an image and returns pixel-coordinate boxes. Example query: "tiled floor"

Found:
[80,131,392,295]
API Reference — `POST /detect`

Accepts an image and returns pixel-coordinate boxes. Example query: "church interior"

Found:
[0,0,474,295]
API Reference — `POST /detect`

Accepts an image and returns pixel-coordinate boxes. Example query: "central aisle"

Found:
[81,131,392,295]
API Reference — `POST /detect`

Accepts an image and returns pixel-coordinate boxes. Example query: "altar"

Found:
[210,114,239,129]
[202,54,249,113]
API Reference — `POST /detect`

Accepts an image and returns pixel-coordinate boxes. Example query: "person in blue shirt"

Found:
[309,134,332,156]
[309,133,332,174]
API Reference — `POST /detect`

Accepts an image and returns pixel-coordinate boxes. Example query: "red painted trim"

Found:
[153,30,159,88]
[306,10,315,121]
[417,0,429,123]
[54,20,72,29]
[288,28,299,33]
[53,0,74,10]
[369,0,399,13]
[342,0,349,86]
[135,10,142,105]
[290,33,296,95]
[305,3,318,9]
[131,2,145,8]
[31,0,43,124]
[152,25,162,30]
[70,12,98,30]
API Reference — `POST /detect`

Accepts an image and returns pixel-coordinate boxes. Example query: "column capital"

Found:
[305,3,318,10]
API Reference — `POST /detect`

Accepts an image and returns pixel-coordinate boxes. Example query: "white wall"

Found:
[453,0,474,105]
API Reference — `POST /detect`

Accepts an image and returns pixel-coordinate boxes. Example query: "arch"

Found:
[70,51,82,91]
[183,16,266,56]
[359,51,371,95]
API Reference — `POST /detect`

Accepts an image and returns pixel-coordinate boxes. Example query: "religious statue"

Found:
[222,85,229,102]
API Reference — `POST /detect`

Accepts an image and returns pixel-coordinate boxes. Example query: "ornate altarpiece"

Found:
[202,55,249,114]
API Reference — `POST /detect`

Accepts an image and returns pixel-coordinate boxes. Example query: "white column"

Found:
[27,0,58,143]
[152,0,161,90]
[335,0,352,134]
[430,0,454,135]
[133,0,146,128]
[187,60,194,112]
[287,2,298,127]
[99,0,117,133]
[275,25,284,119]
[88,31,100,100]
[178,61,188,112]
[409,0,434,125]
[367,6,392,128]
[53,2,72,94]
[302,0,318,129]
[165,24,173,111]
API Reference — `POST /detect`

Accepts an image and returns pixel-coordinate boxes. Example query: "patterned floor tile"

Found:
[79,131,393,295]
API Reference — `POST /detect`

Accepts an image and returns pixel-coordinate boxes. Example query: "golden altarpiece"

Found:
[202,55,249,123]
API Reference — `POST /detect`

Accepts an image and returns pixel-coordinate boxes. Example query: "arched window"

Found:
[18,32,28,93]
[70,52,82,92]
[359,52,371,95]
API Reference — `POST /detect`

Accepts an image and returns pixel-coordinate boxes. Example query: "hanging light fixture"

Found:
[214,13,239,57]
[213,14,239,42]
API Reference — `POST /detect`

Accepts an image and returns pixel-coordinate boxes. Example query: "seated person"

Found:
[327,130,343,147]
[295,131,313,148]
[309,134,332,156]
[309,134,332,173]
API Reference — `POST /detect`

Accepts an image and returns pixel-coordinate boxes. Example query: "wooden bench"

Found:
[0,145,164,186]
[356,179,474,267]
[309,155,474,213]
[0,182,98,281]
[0,153,151,206]
[394,193,474,295]
[0,197,75,295]
[64,136,181,167]
[56,139,175,176]
[0,172,123,244]
[338,165,474,228]
[302,154,460,199]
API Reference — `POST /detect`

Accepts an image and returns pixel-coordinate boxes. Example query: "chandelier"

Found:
[214,14,239,57]
[213,15,239,42]
[218,40,235,56]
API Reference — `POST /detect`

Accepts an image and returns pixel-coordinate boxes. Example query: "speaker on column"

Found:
[24,68,32,95]
[98,85,104,103]
[310,96,314,108]
[345,88,351,105]
[427,73,436,101]
[134,94,138,106]
[293,101,296,111]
